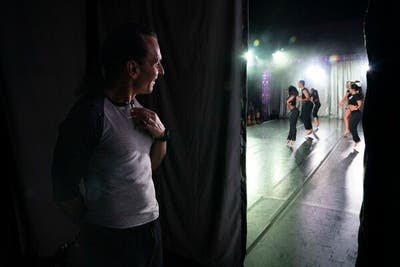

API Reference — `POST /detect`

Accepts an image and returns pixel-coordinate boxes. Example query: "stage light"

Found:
[305,65,327,81]
[272,50,289,66]
[243,49,255,67]
[253,39,260,47]
[243,49,253,61]
[329,54,340,63]
[361,63,370,73]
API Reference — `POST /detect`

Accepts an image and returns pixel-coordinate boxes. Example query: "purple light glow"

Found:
[261,70,271,120]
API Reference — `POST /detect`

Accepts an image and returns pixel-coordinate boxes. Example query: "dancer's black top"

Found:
[311,89,319,102]
[348,93,363,107]
[288,92,298,106]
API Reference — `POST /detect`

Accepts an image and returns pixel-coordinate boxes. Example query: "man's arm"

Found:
[52,117,87,224]
[287,95,294,105]
[150,140,167,171]
[52,95,102,224]
[56,196,86,224]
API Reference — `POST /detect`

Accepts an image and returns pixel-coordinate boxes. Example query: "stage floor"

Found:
[245,118,364,266]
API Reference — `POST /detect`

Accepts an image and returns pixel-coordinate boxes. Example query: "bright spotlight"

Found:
[272,50,289,65]
[243,49,255,66]
[253,39,260,47]
[361,63,370,74]
[243,50,254,61]
[305,65,327,81]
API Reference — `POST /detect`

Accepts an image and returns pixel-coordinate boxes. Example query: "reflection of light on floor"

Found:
[344,146,364,212]
[247,148,287,201]
[246,119,347,205]
[246,150,261,199]
[245,120,363,266]
[271,163,283,185]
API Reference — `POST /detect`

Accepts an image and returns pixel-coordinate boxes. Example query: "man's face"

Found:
[298,82,303,88]
[134,36,165,94]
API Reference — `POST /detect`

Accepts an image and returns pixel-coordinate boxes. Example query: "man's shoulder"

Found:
[68,92,105,119]
[59,92,105,144]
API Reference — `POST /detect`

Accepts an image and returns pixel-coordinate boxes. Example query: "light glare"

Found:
[243,50,254,61]
[361,63,370,73]
[272,50,289,65]
[305,65,327,82]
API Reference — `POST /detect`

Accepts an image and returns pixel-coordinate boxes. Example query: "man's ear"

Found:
[126,60,140,79]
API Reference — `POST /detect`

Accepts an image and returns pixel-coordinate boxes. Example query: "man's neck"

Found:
[104,85,136,104]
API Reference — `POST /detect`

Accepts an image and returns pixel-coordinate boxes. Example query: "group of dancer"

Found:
[286,80,364,150]
[286,80,320,147]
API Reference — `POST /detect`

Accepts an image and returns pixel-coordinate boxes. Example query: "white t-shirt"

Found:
[82,97,159,228]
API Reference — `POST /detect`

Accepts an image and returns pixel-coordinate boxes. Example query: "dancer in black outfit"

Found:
[286,86,299,147]
[310,88,321,130]
[347,83,364,150]
[297,80,313,137]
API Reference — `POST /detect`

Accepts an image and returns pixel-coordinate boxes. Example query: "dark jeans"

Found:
[287,107,299,141]
[301,101,313,130]
[349,110,362,142]
[312,102,321,118]
[79,219,163,267]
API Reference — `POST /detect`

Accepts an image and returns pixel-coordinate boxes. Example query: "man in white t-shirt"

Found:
[52,23,168,266]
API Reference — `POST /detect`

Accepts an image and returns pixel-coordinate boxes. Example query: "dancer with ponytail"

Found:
[310,88,321,130]
[286,86,300,147]
[348,83,364,150]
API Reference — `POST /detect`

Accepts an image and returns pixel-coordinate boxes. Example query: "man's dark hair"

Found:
[101,22,157,84]
[299,80,305,86]
[76,23,156,95]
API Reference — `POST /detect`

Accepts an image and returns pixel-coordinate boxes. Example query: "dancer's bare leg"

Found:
[344,108,351,135]
[314,117,320,128]
[353,141,361,151]
[305,129,313,135]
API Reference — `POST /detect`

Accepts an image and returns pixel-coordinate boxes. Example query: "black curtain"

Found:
[1,1,88,264]
[2,0,247,266]
[356,0,395,266]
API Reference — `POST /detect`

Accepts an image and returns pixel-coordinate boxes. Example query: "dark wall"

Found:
[2,1,247,266]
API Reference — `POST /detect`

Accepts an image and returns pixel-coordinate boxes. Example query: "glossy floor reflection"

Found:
[245,118,363,266]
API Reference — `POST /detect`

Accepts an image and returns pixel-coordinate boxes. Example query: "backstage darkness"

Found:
[2,0,394,266]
